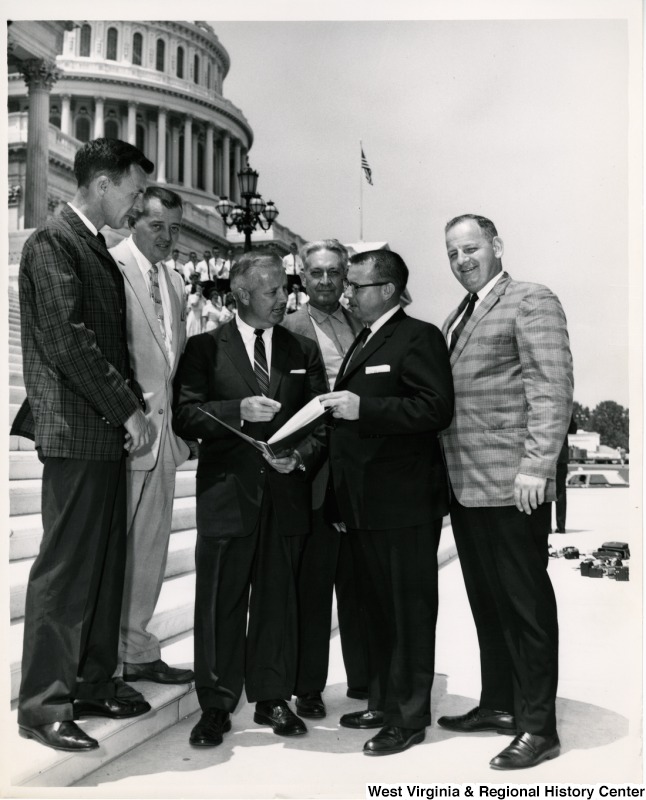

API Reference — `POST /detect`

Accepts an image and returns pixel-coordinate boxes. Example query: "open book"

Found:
[197,396,329,458]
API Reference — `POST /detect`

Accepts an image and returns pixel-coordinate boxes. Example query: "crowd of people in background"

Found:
[171,241,312,338]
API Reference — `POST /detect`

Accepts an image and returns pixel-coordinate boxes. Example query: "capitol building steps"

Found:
[7,286,200,787]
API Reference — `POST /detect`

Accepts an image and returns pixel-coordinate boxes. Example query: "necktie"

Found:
[342,326,371,375]
[254,328,270,396]
[149,264,167,344]
[449,294,478,353]
[96,232,106,247]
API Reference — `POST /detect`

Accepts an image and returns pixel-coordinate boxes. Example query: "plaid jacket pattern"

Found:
[440,272,574,507]
[12,205,139,460]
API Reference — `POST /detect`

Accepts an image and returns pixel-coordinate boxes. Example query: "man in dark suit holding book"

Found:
[321,250,454,756]
[173,251,327,747]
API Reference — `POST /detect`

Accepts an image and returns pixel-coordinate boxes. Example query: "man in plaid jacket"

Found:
[438,214,573,770]
[11,138,154,752]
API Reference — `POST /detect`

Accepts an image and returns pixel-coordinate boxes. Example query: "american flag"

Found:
[361,147,373,186]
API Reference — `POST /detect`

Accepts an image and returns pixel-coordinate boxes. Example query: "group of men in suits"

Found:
[14,134,574,771]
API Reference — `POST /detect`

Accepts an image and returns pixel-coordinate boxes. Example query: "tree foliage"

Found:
[588,401,629,451]
[572,401,591,431]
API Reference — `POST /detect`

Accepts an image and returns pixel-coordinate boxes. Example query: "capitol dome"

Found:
[8,20,301,257]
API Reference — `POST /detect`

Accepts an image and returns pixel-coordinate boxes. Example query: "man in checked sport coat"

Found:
[109,187,194,686]
[10,138,154,752]
[320,249,454,757]
[173,251,328,747]
[281,239,368,720]
[438,214,573,771]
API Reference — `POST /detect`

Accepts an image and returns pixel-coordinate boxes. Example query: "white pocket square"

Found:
[290,369,306,374]
[365,365,390,374]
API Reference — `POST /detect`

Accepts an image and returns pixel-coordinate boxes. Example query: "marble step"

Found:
[10,384,26,405]
[10,436,36,452]
[10,528,197,621]
[9,470,196,516]
[9,572,196,703]
[8,634,198,788]
[9,496,197,561]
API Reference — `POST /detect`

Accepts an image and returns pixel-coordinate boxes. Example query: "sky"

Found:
[204,6,638,411]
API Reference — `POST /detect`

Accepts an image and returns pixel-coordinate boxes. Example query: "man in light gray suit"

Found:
[281,239,367,719]
[110,187,194,685]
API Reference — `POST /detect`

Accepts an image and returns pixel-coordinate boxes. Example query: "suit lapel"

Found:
[449,273,510,365]
[442,293,470,338]
[339,308,405,383]
[220,320,262,395]
[116,247,170,365]
[269,325,289,399]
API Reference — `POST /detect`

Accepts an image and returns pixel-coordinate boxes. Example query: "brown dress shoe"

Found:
[490,732,561,769]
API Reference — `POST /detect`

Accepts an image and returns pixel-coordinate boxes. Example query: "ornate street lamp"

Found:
[216,159,279,252]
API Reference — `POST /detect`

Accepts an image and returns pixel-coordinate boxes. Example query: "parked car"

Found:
[566,470,629,488]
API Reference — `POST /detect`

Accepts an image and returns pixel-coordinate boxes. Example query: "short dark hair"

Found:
[349,249,409,294]
[73,137,154,189]
[230,250,283,291]
[128,186,183,226]
[445,214,498,241]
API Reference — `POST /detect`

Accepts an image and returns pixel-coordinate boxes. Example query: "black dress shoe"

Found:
[123,659,194,684]
[254,700,307,736]
[363,725,426,756]
[437,706,516,734]
[555,528,566,533]
[73,696,151,719]
[346,687,369,701]
[19,721,99,752]
[189,708,232,747]
[490,732,561,770]
[113,677,146,702]
[339,709,385,729]
[295,691,326,719]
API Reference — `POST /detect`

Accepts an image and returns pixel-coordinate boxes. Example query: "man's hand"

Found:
[514,473,547,515]
[124,408,151,454]
[241,396,281,422]
[264,450,300,474]
[319,391,360,420]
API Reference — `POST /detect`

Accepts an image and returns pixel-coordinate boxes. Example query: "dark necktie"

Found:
[254,328,270,396]
[342,326,371,375]
[96,232,106,247]
[449,294,478,353]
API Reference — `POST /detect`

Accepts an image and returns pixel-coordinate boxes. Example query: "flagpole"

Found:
[359,139,363,241]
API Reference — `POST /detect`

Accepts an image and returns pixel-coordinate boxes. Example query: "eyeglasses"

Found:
[343,280,390,293]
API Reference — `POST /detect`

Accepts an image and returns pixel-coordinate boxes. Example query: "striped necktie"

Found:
[254,328,270,396]
[149,264,167,344]
[449,293,478,353]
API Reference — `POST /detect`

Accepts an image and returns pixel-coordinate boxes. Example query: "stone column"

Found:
[127,101,137,145]
[233,140,242,203]
[221,132,230,200]
[191,129,199,188]
[205,123,214,195]
[61,94,71,136]
[183,116,192,188]
[157,108,167,183]
[20,59,59,228]
[93,97,104,138]
[171,120,180,183]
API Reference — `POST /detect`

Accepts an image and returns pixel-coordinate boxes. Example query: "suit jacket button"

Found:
[260,467,265,474]
[158,408,164,414]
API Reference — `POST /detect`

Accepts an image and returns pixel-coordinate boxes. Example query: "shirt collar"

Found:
[474,270,505,302]
[367,304,400,336]
[236,313,274,341]
[125,235,156,273]
[308,303,345,325]
[67,202,98,236]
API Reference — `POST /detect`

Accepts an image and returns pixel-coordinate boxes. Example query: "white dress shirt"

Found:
[447,271,504,342]
[236,314,273,384]
[67,202,98,235]
[126,236,174,364]
[365,304,401,344]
